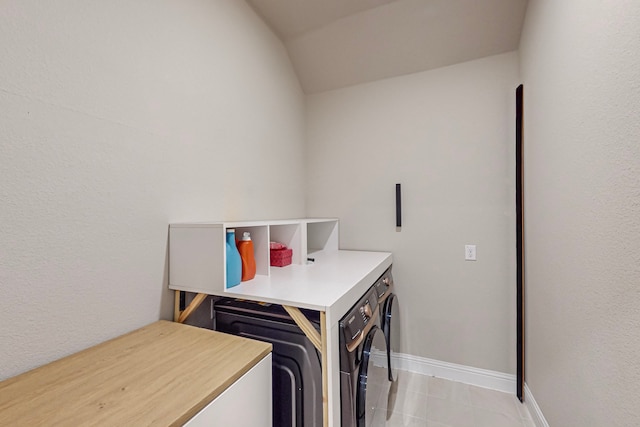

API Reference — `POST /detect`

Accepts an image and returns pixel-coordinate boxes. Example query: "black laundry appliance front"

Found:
[339,285,391,427]
[214,299,322,427]
[373,266,400,382]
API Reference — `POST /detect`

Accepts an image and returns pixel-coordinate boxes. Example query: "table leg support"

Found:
[320,311,328,427]
[175,292,207,324]
[282,306,330,427]
[173,290,181,322]
[282,306,322,351]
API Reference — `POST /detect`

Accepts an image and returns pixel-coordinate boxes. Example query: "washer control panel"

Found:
[340,288,378,351]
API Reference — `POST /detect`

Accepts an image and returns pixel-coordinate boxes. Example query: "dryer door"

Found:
[356,325,389,427]
[382,293,400,382]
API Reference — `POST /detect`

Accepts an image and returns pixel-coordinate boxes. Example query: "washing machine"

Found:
[339,285,390,427]
[373,267,400,382]
[213,299,322,427]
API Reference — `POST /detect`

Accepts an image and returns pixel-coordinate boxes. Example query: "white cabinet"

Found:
[183,354,272,427]
[169,218,339,294]
[0,321,273,426]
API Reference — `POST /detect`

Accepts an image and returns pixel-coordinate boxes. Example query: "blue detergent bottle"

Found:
[225,229,242,288]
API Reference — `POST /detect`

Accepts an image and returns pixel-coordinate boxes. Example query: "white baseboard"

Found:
[372,351,550,424]
[524,383,550,427]
[373,351,516,394]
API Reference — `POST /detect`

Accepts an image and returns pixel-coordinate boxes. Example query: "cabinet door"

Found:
[183,354,272,427]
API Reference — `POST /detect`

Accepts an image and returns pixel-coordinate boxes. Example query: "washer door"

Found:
[382,293,400,382]
[356,325,389,427]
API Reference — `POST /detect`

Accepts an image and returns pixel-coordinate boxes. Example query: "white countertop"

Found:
[220,250,392,323]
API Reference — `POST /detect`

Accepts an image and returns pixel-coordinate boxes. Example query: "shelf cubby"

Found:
[169,218,339,295]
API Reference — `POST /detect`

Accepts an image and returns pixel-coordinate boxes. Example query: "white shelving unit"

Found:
[169,218,339,295]
[168,217,392,427]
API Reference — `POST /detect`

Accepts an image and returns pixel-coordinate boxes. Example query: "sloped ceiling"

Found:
[247,0,528,93]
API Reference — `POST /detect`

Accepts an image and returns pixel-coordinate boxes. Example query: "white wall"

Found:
[520,0,640,425]
[306,52,520,374]
[0,0,305,380]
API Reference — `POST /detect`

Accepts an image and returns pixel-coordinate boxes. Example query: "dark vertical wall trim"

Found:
[396,183,402,227]
[516,84,525,401]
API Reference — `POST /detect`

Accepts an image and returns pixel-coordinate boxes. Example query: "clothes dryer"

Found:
[373,267,400,382]
[339,286,390,427]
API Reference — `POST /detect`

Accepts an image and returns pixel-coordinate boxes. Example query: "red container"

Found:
[270,248,293,267]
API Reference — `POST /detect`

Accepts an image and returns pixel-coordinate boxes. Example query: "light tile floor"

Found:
[370,369,535,427]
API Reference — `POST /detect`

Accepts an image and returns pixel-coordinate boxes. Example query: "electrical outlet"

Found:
[465,245,477,261]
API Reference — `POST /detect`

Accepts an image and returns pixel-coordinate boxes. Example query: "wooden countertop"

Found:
[0,321,272,426]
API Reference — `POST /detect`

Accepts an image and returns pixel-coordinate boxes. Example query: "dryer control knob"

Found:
[363,303,373,318]
[383,277,391,286]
